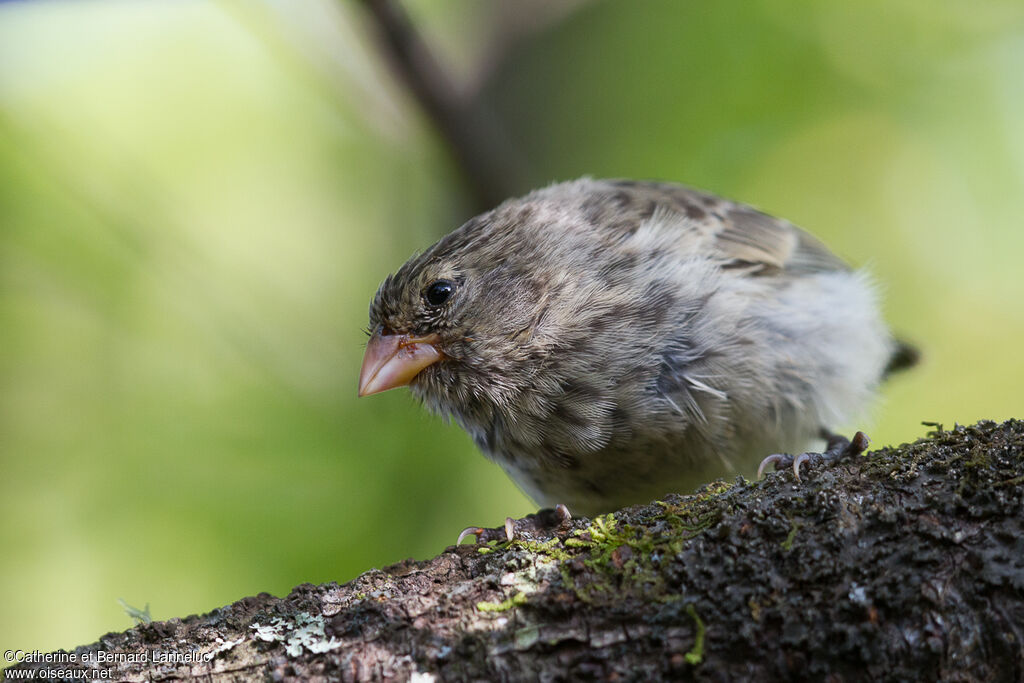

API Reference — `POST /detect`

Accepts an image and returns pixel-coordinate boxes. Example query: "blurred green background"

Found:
[2,0,1022,655]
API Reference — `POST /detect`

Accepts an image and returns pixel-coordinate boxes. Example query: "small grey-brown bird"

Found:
[359,179,915,518]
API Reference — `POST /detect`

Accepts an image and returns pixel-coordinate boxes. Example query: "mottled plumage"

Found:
[361,179,909,516]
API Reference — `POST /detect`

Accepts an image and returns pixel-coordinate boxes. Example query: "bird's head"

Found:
[358,208,560,420]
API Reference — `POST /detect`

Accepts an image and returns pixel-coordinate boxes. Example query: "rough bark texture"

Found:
[6,420,1024,682]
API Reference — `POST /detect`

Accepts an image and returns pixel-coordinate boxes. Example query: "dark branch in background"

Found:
[359,0,529,213]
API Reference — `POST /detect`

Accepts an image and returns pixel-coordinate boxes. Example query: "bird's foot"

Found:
[456,503,572,545]
[757,430,870,481]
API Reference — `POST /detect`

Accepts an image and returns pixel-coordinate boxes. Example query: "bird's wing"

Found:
[708,203,849,275]
[603,180,850,276]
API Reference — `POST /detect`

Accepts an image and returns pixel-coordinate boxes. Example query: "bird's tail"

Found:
[884,339,921,378]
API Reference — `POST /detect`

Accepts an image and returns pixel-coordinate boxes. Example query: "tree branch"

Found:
[7,420,1024,681]
[358,0,528,212]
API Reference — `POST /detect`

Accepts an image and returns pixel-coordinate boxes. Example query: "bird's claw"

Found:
[757,430,871,481]
[455,504,573,545]
[792,452,811,481]
[756,453,789,480]
[554,503,572,523]
[456,526,485,546]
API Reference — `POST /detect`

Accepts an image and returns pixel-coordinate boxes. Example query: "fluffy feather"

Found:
[366,178,907,515]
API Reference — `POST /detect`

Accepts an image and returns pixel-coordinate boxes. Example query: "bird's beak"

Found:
[358,332,443,397]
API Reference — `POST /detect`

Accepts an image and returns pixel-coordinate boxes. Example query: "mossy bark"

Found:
[6,420,1023,682]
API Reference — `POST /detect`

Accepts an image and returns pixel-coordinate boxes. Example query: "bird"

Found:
[358,178,916,522]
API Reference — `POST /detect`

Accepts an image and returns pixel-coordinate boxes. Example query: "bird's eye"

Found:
[424,280,455,307]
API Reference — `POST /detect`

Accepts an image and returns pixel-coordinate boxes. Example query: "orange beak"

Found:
[358,332,443,397]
